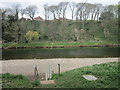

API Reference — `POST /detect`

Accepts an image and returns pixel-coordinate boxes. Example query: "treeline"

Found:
[1,2,118,20]
[0,2,119,43]
[43,2,118,21]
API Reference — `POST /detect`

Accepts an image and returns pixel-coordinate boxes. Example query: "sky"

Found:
[0,0,119,19]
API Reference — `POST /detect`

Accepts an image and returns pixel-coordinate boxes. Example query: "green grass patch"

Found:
[1,62,119,88]
[1,73,31,88]
[1,73,41,88]
[0,44,2,48]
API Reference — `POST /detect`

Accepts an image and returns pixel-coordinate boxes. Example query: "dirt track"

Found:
[0,58,118,76]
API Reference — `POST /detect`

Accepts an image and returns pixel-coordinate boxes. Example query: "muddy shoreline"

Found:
[3,44,120,49]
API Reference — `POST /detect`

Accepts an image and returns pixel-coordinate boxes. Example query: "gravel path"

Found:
[0,58,118,76]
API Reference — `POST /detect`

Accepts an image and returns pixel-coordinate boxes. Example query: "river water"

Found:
[2,47,120,60]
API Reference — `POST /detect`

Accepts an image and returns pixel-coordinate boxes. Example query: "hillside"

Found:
[2,18,118,44]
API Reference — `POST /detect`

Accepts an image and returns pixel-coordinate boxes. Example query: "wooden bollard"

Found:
[34,66,39,81]
[58,64,60,76]
[46,72,48,81]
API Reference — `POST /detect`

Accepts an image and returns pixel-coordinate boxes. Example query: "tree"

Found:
[75,0,88,20]
[69,2,76,20]
[107,5,118,18]
[56,4,62,19]
[99,11,114,20]
[83,3,93,20]
[49,5,58,20]
[43,4,50,20]
[0,8,11,20]
[92,3,103,20]
[10,4,21,21]
[1,8,14,43]
[95,4,103,20]
[0,9,7,20]
[20,9,26,18]
[90,4,97,20]
[25,5,38,20]
[76,2,88,20]
[58,2,69,20]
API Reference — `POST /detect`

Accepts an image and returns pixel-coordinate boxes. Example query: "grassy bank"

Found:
[1,62,119,88]
[2,41,119,49]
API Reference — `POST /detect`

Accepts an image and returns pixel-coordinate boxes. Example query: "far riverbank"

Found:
[2,42,120,49]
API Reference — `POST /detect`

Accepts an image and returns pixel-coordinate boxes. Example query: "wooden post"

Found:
[58,64,60,76]
[46,72,48,81]
[48,64,50,80]
[49,65,52,80]
[34,66,39,81]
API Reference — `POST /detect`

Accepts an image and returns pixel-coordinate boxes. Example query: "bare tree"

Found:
[20,9,26,18]
[58,2,69,20]
[93,3,103,20]
[69,2,76,20]
[43,4,50,20]
[56,4,62,19]
[76,3,102,21]
[89,4,96,20]
[83,3,92,20]
[0,8,12,21]
[75,0,88,20]
[11,4,21,20]
[76,3,85,20]
[49,5,58,20]
[0,8,8,20]
[25,5,38,20]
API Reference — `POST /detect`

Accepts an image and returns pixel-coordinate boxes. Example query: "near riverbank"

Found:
[1,58,118,75]
[1,60,119,88]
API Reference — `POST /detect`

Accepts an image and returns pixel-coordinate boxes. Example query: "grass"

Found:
[1,62,119,88]
[45,62,119,88]
[1,73,31,88]
[0,43,2,48]
[1,73,41,88]
[2,41,118,49]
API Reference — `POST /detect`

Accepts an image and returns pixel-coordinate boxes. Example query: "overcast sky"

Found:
[0,0,119,19]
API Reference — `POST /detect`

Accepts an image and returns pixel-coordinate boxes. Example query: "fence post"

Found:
[34,66,39,81]
[58,64,60,76]
[46,72,48,81]
[49,65,52,80]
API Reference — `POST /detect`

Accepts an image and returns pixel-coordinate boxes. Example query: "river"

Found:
[2,47,120,60]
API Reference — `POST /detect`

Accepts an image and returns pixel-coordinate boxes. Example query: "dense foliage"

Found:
[2,18,118,44]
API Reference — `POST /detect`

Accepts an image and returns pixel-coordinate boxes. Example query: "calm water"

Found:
[2,47,120,60]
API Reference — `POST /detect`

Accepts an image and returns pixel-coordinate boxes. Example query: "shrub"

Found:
[25,31,39,42]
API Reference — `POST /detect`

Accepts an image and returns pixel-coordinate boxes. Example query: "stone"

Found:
[83,75,97,81]
[40,80,55,84]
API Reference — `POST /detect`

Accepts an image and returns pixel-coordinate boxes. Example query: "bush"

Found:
[25,31,39,42]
